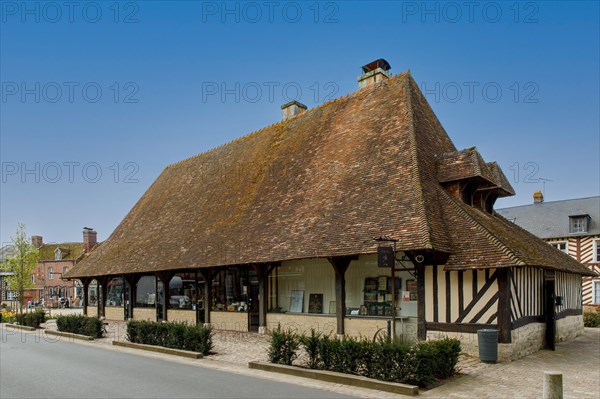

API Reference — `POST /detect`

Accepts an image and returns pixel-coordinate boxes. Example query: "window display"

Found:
[136,276,156,307]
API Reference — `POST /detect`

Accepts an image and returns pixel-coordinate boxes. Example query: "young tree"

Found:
[5,223,39,314]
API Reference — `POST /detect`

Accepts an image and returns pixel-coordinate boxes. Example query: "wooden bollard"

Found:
[543,371,563,399]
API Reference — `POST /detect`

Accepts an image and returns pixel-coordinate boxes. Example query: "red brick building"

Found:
[25,229,97,306]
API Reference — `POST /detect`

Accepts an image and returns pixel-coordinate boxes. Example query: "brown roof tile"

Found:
[64,71,593,279]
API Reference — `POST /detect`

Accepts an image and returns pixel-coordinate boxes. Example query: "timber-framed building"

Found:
[65,60,595,360]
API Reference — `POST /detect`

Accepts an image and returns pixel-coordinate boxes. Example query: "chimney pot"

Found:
[31,235,43,248]
[533,191,544,204]
[358,58,392,89]
[83,228,97,253]
[281,100,307,121]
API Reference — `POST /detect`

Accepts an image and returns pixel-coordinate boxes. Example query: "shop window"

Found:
[268,259,335,315]
[106,277,124,307]
[168,273,200,310]
[212,267,254,312]
[87,281,98,306]
[135,276,156,307]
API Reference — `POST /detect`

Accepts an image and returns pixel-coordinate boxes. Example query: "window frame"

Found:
[593,239,600,263]
[569,216,589,234]
[594,281,600,305]
[549,241,568,254]
[48,267,54,280]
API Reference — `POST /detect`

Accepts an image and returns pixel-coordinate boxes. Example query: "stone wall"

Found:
[86,306,98,317]
[426,330,480,358]
[105,307,124,321]
[501,323,546,361]
[132,307,156,321]
[210,311,248,332]
[556,315,584,342]
[266,313,336,336]
[167,309,196,325]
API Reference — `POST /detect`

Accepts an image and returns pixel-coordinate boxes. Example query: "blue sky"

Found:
[1,1,599,244]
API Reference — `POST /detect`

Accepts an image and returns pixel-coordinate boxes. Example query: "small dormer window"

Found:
[54,248,62,261]
[569,215,589,234]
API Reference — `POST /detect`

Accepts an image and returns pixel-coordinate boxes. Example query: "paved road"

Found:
[0,328,354,399]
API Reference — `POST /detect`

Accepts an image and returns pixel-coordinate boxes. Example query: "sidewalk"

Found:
[38,318,600,398]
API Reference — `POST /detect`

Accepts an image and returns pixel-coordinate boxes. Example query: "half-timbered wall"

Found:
[555,271,582,313]
[425,266,498,325]
[548,235,599,304]
[509,266,544,324]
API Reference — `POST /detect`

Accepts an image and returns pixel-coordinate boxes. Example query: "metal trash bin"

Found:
[477,329,499,363]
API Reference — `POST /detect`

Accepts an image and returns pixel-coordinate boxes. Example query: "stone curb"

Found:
[112,341,203,359]
[5,323,36,331]
[248,361,419,396]
[45,330,94,341]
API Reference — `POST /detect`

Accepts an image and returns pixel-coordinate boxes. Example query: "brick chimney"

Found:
[83,227,97,253]
[281,100,307,121]
[31,235,43,248]
[358,58,391,89]
[533,191,544,204]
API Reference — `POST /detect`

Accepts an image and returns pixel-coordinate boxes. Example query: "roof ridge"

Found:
[404,74,434,249]
[165,71,412,171]
[441,190,524,266]
[497,195,600,210]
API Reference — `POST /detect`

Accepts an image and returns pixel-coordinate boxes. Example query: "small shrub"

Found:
[584,312,600,327]
[300,328,321,369]
[268,324,299,365]
[56,315,103,338]
[16,310,46,328]
[125,320,213,356]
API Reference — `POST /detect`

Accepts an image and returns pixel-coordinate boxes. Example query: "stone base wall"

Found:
[105,307,124,321]
[266,313,336,336]
[556,315,583,342]
[344,317,388,339]
[132,307,156,321]
[168,309,196,325]
[86,306,98,317]
[501,323,546,361]
[210,311,248,332]
[426,330,480,358]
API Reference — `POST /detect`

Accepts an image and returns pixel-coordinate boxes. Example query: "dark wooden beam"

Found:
[327,256,357,335]
[252,264,273,330]
[124,275,141,321]
[405,252,426,341]
[198,269,215,324]
[426,322,498,334]
[155,271,175,322]
[99,277,109,318]
[80,278,91,316]
[497,268,511,343]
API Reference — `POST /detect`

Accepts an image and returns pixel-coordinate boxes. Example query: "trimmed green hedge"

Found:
[56,315,104,338]
[16,310,46,328]
[269,327,461,388]
[584,312,600,327]
[126,320,213,356]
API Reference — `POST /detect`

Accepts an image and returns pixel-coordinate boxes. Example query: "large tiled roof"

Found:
[38,243,85,261]
[65,72,594,279]
[497,197,600,239]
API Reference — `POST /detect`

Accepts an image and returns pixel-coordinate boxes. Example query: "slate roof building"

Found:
[65,60,595,360]
[498,195,600,305]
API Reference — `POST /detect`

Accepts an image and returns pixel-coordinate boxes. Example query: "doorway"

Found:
[544,270,556,350]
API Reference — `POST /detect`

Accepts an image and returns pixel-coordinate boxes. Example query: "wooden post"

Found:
[416,263,426,340]
[327,256,356,336]
[497,268,512,343]
[199,269,214,325]
[99,277,109,318]
[124,275,140,321]
[81,278,90,316]
[156,272,174,322]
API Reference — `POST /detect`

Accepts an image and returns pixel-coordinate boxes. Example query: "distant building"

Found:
[497,194,600,305]
[24,229,98,306]
[0,245,16,302]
